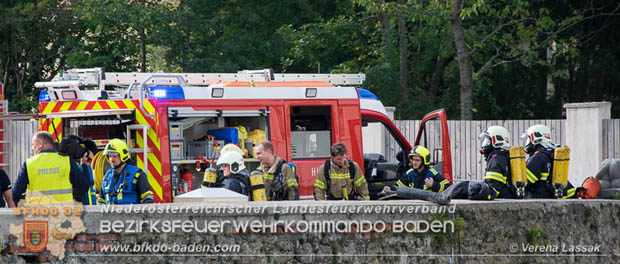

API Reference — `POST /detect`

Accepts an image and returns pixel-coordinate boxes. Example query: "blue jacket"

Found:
[81,164,97,205]
[395,166,450,193]
[222,169,250,197]
[100,164,154,204]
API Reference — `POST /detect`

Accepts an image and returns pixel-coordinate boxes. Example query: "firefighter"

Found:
[98,139,154,204]
[12,132,90,205]
[255,140,299,200]
[57,135,99,205]
[382,145,451,194]
[479,126,516,198]
[216,150,251,198]
[202,144,244,188]
[522,125,576,199]
[0,169,16,207]
[81,138,99,205]
[314,143,369,200]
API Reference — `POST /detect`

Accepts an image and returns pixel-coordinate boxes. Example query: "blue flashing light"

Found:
[39,90,51,102]
[357,88,380,101]
[149,86,185,100]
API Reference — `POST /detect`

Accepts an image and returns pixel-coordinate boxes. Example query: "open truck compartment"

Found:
[166,107,269,194]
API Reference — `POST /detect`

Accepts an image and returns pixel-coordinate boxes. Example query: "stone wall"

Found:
[1,200,619,263]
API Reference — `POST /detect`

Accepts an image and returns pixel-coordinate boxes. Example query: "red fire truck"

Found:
[16,68,452,202]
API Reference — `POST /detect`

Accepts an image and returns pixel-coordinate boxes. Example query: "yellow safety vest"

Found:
[26,152,72,205]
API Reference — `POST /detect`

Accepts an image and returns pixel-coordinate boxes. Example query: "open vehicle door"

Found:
[361,108,452,200]
[413,109,453,183]
[360,109,411,200]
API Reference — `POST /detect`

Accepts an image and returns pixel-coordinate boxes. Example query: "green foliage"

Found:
[68,0,176,71]
[160,0,352,72]
[11,96,39,114]
[526,227,549,245]
[584,207,592,223]
[589,223,597,231]
[0,0,84,113]
[430,213,467,250]
[278,14,377,73]
[146,45,182,72]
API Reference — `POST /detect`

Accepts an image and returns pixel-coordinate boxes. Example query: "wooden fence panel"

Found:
[7,120,38,182]
[602,119,620,160]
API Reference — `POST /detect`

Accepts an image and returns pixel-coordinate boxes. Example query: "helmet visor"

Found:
[102,149,119,156]
[409,153,421,160]
[105,152,120,158]
[481,137,491,148]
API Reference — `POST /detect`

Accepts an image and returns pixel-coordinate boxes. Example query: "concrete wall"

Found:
[1,200,619,263]
[564,102,612,185]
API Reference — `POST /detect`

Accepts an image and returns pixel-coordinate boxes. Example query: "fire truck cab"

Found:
[28,68,452,202]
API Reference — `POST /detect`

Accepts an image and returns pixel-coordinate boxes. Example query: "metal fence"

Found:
[391,119,566,181]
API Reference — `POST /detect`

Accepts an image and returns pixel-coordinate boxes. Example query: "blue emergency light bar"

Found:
[39,90,51,102]
[149,86,185,100]
[357,88,380,101]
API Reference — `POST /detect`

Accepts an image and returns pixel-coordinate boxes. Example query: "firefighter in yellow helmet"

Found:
[12,132,90,205]
[382,145,451,194]
[521,124,576,199]
[98,139,154,204]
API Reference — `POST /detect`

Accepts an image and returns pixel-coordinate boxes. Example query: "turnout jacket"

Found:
[525,145,576,199]
[257,156,299,200]
[394,166,451,193]
[314,159,369,200]
[484,149,516,198]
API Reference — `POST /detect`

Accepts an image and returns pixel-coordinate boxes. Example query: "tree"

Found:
[0,0,84,112]
[396,0,409,119]
[357,0,460,119]
[159,0,351,73]
[68,0,175,72]
[451,0,473,120]
[550,1,620,117]
[448,0,620,119]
